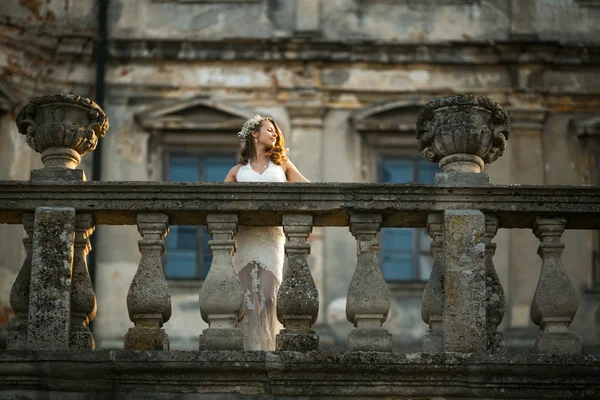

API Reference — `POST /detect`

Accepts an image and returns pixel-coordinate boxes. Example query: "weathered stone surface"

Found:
[30,167,87,183]
[27,207,76,350]
[69,213,96,350]
[277,214,319,351]
[484,214,506,354]
[443,209,486,354]
[0,351,599,399]
[198,214,244,350]
[199,328,243,351]
[346,213,392,352]
[416,95,510,173]
[16,94,108,170]
[2,183,599,230]
[434,171,490,187]
[531,217,582,355]
[6,214,34,350]
[421,213,444,353]
[124,213,171,351]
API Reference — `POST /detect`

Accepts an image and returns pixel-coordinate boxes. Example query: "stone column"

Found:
[199,214,244,350]
[12,94,108,350]
[6,214,34,350]
[531,217,582,354]
[506,108,547,330]
[124,214,171,350]
[277,214,319,351]
[27,207,76,350]
[69,214,97,350]
[484,214,506,354]
[417,95,511,354]
[421,213,444,353]
[346,213,392,352]
[443,210,487,353]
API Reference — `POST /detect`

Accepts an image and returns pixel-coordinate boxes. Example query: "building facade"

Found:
[1,0,599,352]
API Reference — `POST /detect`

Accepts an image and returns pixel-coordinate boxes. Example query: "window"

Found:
[165,153,236,279]
[378,156,437,281]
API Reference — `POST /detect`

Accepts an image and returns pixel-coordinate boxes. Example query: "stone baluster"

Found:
[421,213,444,353]
[27,207,77,350]
[6,214,34,350]
[199,214,244,350]
[276,214,319,351]
[69,214,97,350]
[346,213,392,352]
[124,214,171,350]
[484,214,506,353]
[531,217,582,354]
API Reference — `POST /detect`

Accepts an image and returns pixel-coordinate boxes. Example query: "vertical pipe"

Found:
[88,0,108,332]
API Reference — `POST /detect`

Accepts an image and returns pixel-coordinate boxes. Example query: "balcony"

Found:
[0,94,599,399]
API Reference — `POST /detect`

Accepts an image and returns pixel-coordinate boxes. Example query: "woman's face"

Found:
[254,120,278,148]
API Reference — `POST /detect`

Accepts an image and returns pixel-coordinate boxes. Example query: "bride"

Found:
[224,115,309,351]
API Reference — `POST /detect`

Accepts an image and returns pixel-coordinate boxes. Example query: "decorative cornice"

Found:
[109,38,600,65]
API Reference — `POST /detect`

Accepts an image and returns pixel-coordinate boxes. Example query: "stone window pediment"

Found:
[135,96,257,147]
[136,96,256,132]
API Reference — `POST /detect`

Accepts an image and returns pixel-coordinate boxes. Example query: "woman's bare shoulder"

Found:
[224,164,244,182]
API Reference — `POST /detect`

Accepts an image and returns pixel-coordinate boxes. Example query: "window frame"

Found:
[162,147,238,282]
[376,153,436,283]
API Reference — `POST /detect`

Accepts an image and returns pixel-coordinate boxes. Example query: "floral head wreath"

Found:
[237,114,265,144]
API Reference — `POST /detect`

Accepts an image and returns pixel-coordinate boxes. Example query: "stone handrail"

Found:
[1,93,597,356]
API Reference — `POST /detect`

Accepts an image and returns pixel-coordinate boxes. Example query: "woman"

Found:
[224,115,309,351]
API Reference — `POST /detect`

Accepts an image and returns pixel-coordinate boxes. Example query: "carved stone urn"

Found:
[416,94,510,173]
[16,94,108,178]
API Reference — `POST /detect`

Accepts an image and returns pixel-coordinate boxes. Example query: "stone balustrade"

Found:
[0,93,599,398]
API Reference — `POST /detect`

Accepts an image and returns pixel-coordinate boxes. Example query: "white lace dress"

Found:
[232,161,286,350]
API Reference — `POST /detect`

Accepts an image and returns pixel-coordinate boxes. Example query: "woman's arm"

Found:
[284,159,310,182]
[224,165,241,182]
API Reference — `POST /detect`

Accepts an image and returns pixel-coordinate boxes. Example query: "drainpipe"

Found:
[89,0,108,329]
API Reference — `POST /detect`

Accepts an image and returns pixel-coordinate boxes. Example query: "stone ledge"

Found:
[0,351,598,399]
[109,38,600,66]
[0,182,599,230]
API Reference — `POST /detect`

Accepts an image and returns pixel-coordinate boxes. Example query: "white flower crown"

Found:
[237,114,265,144]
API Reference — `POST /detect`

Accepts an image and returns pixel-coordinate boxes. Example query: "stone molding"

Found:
[1,183,600,230]
[576,0,600,8]
[0,351,598,398]
[135,96,258,132]
[109,38,600,65]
